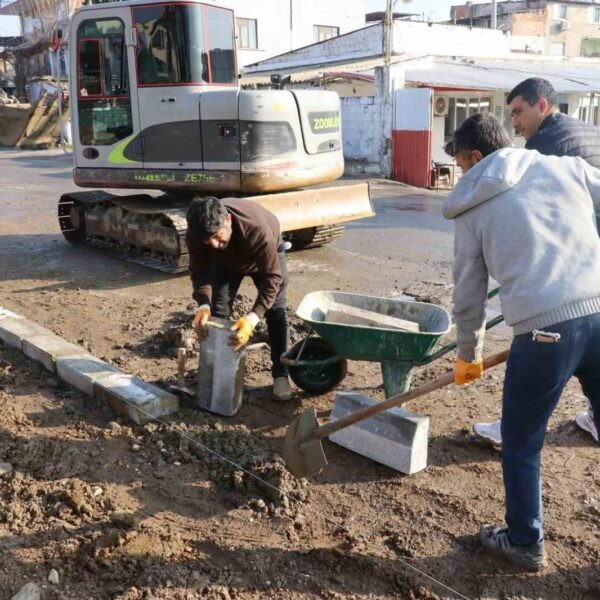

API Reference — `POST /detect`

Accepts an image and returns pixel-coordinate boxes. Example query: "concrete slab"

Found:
[329,391,429,475]
[56,355,121,396]
[94,373,179,424]
[0,317,54,350]
[196,318,246,416]
[326,301,420,332]
[22,334,87,373]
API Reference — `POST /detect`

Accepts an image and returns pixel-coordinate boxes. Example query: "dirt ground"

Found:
[1,154,600,599]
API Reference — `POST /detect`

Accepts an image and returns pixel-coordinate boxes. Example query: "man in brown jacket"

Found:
[186,196,292,401]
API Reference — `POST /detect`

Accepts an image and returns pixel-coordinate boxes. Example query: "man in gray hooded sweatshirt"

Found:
[443,112,600,571]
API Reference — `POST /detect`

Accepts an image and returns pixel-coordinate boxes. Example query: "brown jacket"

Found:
[187,199,282,318]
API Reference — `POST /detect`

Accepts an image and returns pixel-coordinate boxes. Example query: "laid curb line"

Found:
[0,306,178,424]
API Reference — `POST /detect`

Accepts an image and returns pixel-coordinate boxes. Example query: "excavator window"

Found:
[133,3,236,86]
[205,6,236,84]
[77,18,133,146]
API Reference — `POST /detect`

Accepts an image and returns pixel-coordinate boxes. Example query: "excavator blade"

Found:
[247,181,374,232]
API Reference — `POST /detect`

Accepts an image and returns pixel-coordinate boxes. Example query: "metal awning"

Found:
[405,58,600,93]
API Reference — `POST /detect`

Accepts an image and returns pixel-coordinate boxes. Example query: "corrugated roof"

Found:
[242,55,600,94]
[0,0,21,15]
[405,58,600,93]
[241,55,415,85]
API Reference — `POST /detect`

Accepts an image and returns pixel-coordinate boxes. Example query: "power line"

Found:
[97,385,473,600]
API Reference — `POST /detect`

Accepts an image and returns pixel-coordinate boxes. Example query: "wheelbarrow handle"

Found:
[312,349,509,442]
[418,314,504,365]
[416,287,502,366]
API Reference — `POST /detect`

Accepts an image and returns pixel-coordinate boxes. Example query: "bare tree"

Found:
[1,0,79,97]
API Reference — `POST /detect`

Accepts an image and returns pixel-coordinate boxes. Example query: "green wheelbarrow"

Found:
[281,289,503,398]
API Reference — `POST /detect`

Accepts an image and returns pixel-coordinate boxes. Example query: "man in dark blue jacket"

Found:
[473,77,600,446]
[507,77,600,167]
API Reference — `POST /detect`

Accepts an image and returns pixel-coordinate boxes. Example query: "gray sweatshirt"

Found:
[443,147,600,362]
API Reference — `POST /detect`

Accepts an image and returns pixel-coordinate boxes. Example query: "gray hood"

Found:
[443,148,537,219]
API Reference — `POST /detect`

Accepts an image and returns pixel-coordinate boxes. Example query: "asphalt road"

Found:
[0,147,455,305]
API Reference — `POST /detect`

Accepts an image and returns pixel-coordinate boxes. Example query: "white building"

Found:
[203,0,365,66]
[0,14,20,36]
[243,20,600,187]
[0,0,365,81]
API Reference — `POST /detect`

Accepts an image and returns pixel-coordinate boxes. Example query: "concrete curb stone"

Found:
[0,317,53,350]
[94,373,179,424]
[0,306,179,423]
[56,355,122,396]
[329,391,429,475]
[22,334,87,373]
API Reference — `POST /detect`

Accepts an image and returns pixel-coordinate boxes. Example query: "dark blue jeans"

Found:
[501,313,600,545]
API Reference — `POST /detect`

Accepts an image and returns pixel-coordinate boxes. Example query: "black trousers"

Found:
[211,250,289,378]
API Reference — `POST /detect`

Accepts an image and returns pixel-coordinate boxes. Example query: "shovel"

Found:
[283,349,509,478]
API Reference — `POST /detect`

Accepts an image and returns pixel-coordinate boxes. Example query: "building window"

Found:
[578,96,600,125]
[444,96,492,141]
[559,102,569,114]
[314,25,339,42]
[236,17,257,49]
[591,7,600,22]
[581,37,600,57]
[554,4,567,19]
[550,42,565,56]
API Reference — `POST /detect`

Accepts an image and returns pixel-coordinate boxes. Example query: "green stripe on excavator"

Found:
[108,135,139,165]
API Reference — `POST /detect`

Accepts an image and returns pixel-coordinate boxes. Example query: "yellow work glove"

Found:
[229,314,257,352]
[193,306,211,341]
[455,357,484,385]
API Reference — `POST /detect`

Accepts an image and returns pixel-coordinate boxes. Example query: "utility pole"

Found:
[289,0,293,50]
[491,0,497,29]
[384,0,393,65]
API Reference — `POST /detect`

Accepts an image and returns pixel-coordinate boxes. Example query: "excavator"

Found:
[58,0,374,272]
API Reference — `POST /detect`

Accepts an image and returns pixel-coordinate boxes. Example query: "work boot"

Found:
[480,525,547,572]
[473,419,502,446]
[273,376,293,401]
[575,410,599,443]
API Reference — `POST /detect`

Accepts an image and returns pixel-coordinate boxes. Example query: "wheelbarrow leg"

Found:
[381,361,414,397]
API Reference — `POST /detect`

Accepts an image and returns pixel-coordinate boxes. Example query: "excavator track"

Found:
[58,183,368,273]
[57,193,343,273]
[286,223,345,250]
[58,191,190,273]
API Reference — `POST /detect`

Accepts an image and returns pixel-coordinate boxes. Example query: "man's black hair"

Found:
[445,112,511,158]
[186,196,228,239]
[506,77,558,108]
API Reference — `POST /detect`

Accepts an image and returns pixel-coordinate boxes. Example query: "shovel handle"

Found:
[314,349,509,441]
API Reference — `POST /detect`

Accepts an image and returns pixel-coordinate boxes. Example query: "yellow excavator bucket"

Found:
[246,182,374,232]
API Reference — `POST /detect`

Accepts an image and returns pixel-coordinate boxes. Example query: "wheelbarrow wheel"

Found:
[288,337,347,395]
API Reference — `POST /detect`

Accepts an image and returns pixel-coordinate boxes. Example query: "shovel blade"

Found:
[283,407,328,478]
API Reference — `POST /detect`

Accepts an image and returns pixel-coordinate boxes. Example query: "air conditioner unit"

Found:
[560,18,571,31]
[434,96,449,117]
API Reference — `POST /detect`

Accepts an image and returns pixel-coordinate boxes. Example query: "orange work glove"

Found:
[193,306,211,341]
[455,357,484,385]
[229,315,256,352]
